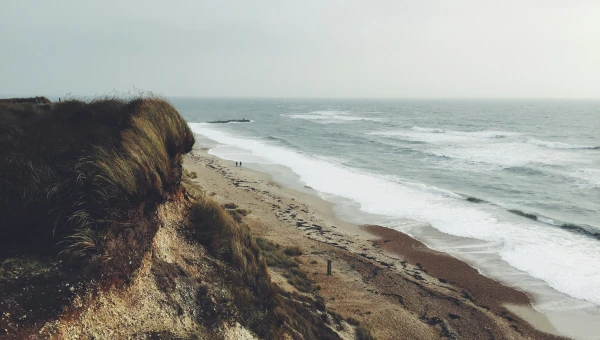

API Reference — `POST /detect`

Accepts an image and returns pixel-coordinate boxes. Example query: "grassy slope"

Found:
[185,183,345,339]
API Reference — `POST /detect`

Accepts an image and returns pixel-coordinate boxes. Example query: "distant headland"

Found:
[0,96,51,104]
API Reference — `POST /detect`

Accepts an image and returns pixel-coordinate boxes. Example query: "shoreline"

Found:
[362,225,558,330]
[183,147,570,339]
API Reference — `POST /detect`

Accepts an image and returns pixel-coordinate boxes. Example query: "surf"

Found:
[189,122,600,307]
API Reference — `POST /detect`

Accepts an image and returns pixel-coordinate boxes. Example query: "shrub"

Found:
[256,239,297,270]
[255,239,313,293]
[356,325,375,340]
[347,317,360,326]
[225,208,248,223]
[182,180,205,199]
[284,246,303,256]
[235,208,249,216]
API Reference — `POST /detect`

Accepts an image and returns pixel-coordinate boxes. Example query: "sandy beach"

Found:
[183,148,568,339]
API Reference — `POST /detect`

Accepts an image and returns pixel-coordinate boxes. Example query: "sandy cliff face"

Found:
[45,199,251,339]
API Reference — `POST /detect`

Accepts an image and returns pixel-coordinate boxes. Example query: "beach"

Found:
[183,147,568,339]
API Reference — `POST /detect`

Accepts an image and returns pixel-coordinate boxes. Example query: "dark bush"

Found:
[347,317,360,326]
[284,246,303,256]
[356,325,375,340]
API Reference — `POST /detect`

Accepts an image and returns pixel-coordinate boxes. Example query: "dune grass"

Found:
[255,239,313,293]
[0,96,194,275]
[188,193,341,339]
[356,325,376,340]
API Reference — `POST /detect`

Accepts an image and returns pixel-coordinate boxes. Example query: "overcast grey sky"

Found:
[1,0,599,98]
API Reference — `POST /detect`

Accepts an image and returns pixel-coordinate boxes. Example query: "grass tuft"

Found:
[284,246,303,256]
[356,325,376,340]
[58,228,97,260]
[188,193,340,339]
[0,96,194,273]
[223,203,238,209]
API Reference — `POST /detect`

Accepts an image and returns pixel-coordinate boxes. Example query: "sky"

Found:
[1,0,599,99]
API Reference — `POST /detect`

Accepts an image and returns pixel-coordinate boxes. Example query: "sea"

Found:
[174,98,600,336]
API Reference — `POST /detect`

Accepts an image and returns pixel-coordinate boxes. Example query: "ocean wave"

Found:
[283,111,382,124]
[502,166,547,176]
[189,122,600,306]
[508,210,600,240]
[262,135,300,149]
[370,128,595,171]
[508,209,540,221]
[429,140,594,169]
[399,180,464,199]
[503,166,600,189]
[527,139,599,150]
[428,143,548,168]
[412,126,445,133]
[463,196,489,204]
[411,126,517,139]
[567,168,600,188]
[369,128,517,145]
[263,135,290,144]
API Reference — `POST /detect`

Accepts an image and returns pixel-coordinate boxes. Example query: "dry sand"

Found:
[184,149,567,340]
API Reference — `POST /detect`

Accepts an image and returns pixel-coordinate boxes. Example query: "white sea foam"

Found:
[412,126,445,133]
[370,127,594,170]
[527,139,599,150]
[370,128,517,144]
[411,126,518,139]
[430,143,564,168]
[537,216,560,226]
[567,168,600,188]
[284,111,382,124]
[400,180,464,199]
[189,122,600,307]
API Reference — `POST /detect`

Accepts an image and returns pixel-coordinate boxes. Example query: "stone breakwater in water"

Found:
[207,119,251,124]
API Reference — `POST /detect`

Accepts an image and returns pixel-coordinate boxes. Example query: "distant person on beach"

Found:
[240,161,242,167]
[236,161,238,167]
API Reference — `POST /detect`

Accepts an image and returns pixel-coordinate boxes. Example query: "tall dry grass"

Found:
[0,96,194,274]
[188,193,341,340]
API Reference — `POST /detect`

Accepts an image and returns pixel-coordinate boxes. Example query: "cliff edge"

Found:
[0,98,352,339]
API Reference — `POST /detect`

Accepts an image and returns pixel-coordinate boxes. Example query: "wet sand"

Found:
[363,225,561,336]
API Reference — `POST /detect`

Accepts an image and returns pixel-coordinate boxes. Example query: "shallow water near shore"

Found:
[178,98,600,338]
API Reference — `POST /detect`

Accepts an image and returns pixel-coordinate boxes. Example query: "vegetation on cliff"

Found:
[0,97,194,274]
[0,97,351,339]
[186,188,343,339]
[0,97,195,336]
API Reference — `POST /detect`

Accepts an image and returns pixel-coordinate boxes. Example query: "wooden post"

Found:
[327,260,332,275]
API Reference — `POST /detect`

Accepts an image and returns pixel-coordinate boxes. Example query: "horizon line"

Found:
[2,94,599,101]
[166,96,600,101]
